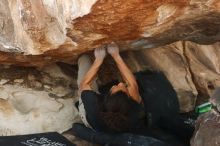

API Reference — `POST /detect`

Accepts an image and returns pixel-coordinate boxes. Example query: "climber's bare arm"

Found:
[80,47,106,92]
[107,43,141,103]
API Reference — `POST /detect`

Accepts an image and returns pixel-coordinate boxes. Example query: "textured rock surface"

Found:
[191,88,220,146]
[191,111,220,146]
[0,64,79,136]
[184,42,220,98]
[0,0,220,66]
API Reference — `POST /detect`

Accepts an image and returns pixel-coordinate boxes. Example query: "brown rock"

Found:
[0,0,220,66]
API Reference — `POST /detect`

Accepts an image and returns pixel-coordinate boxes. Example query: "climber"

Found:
[73,43,170,146]
[73,42,195,146]
[76,42,144,133]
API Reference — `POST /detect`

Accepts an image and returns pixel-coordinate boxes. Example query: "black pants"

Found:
[72,123,170,146]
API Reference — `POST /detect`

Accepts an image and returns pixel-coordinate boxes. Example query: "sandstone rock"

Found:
[0,64,79,136]
[0,0,219,66]
[185,42,220,98]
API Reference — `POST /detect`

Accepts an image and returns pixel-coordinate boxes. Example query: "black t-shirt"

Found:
[81,90,145,133]
[81,90,108,132]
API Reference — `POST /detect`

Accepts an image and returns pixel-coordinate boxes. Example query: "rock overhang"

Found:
[0,0,219,66]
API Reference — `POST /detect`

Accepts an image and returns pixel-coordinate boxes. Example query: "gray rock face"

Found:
[191,88,220,146]
[0,64,79,136]
[191,111,220,146]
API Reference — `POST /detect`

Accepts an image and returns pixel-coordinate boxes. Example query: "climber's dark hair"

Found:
[99,91,137,133]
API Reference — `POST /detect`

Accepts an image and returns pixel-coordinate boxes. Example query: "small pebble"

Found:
[0,79,9,85]
[27,74,35,81]
[3,65,10,69]
[14,79,24,83]
[34,81,42,88]
[44,85,51,89]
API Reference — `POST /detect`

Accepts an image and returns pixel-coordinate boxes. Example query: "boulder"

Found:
[191,87,220,146]
[0,0,219,66]
[191,111,220,146]
[0,64,79,135]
